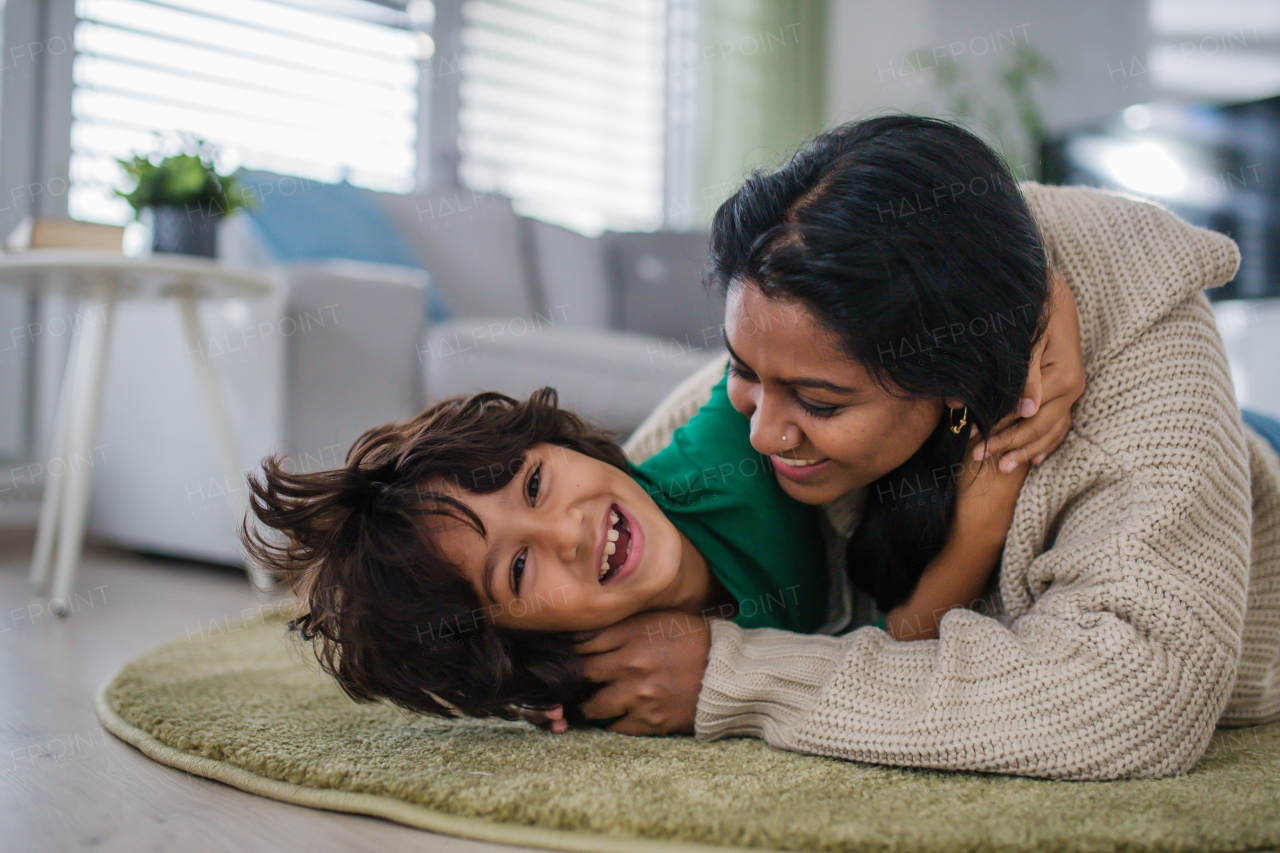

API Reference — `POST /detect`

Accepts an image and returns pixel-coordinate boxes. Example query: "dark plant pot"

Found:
[144,204,223,257]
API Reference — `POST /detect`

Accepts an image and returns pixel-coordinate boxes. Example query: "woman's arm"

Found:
[884,435,1029,641]
[980,269,1085,473]
[883,532,1004,641]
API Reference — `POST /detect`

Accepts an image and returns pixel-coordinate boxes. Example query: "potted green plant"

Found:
[921,43,1056,180]
[115,134,252,257]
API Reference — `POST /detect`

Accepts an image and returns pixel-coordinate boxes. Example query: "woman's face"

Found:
[431,443,686,632]
[724,282,959,506]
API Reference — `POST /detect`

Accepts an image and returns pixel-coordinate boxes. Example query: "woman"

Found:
[539,115,1280,781]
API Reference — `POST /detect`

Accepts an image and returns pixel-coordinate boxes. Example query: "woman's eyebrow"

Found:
[722,334,860,395]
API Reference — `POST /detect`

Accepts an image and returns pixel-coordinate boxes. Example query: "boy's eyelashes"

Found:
[526,461,542,503]
[511,460,543,595]
[511,548,527,594]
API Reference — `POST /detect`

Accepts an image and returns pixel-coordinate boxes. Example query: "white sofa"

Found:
[85,185,721,566]
[374,189,724,434]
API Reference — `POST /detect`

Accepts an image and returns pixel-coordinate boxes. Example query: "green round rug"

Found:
[95,603,1280,853]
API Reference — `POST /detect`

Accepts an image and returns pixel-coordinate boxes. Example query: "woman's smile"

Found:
[769,455,833,481]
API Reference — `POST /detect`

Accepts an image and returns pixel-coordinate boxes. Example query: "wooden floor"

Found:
[0,522,549,853]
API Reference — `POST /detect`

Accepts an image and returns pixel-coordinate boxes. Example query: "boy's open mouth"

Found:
[598,504,632,583]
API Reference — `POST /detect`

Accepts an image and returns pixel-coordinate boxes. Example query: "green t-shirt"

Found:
[625,365,830,633]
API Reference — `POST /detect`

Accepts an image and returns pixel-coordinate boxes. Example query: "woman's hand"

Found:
[521,609,715,736]
[977,270,1085,473]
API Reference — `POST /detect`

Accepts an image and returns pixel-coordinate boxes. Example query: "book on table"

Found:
[3,216,125,252]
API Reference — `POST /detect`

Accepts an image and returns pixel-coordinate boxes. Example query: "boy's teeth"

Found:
[600,507,627,582]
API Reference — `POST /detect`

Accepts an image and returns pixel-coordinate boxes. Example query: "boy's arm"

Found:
[880,275,1083,641]
[884,435,1031,641]
[883,516,1009,641]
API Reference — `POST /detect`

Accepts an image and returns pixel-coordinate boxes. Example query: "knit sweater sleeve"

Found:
[694,186,1252,781]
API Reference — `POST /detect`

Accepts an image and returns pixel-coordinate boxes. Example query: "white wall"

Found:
[825,0,1152,137]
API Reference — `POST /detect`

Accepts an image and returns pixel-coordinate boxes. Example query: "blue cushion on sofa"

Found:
[235,170,451,321]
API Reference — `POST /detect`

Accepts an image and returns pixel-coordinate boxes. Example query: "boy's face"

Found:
[432,443,685,632]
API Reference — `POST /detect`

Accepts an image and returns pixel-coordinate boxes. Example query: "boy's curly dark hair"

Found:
[238,387,629,727]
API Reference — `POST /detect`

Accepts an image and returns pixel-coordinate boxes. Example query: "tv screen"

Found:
[1041,95,1280,301]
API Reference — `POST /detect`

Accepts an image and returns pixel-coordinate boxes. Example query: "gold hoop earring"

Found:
[949,406,968,434]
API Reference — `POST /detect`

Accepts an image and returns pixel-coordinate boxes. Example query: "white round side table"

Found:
[0,250,278,615]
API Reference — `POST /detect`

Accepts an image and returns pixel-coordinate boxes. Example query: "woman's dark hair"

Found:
[238,388,628,726]
[708,114,1052,615]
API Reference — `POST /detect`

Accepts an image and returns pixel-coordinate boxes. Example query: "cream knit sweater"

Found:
[621,182,1280,781]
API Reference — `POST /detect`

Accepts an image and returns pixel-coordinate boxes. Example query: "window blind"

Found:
[68,0,424,225]
[455,0,668,234]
